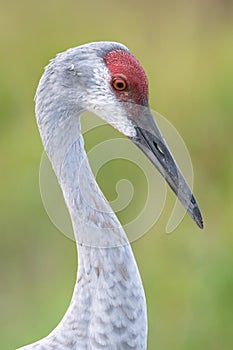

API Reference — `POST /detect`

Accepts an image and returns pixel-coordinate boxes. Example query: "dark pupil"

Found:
[117,81,124,89]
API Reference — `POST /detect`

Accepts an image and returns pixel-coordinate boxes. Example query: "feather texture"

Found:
[18,42,148,349]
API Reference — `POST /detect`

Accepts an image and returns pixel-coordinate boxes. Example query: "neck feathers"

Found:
[36,77,128,247]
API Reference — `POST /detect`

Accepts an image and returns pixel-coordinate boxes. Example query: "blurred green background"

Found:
[0,0,233,349]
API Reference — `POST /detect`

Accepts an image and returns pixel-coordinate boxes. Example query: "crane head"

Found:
[37,41,203,229]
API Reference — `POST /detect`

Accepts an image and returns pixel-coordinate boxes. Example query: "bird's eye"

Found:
[112,76,128,91]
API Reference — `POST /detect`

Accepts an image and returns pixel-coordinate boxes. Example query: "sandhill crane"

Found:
[18,41,203,350]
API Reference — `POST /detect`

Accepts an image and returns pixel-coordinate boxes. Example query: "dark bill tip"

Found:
[191,196,204,229]
[130,124,204,230]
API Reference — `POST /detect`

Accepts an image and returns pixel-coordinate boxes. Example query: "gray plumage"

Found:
[17,41,203,350]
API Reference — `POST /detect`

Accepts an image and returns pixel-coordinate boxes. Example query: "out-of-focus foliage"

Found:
[0,1,233,349]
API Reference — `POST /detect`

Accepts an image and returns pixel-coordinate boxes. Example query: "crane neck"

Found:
[29,61,147,350]
[37,104,128,248]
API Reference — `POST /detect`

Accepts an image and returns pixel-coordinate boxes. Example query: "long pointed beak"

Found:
[129,108,203,229]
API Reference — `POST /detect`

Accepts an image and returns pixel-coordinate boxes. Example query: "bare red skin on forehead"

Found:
[104,49,148,106]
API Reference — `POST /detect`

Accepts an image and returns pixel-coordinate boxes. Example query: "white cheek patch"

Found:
[88,101,137,138]
[109,119,137,138]
[82,64,137,138]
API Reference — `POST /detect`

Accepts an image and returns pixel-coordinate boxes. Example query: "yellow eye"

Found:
[112,75,128,91]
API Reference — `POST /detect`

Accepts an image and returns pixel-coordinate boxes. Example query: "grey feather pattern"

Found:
[17,42,148,350]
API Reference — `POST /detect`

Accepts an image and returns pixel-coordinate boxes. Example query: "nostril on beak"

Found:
[153,141,165,158]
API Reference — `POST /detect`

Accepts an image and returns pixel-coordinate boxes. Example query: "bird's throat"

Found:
[42,112,128,248]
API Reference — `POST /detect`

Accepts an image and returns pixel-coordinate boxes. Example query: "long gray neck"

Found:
[21,72,148,350]
[37,103,128,248]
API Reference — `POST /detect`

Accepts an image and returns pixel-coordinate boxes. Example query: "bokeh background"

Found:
[1,0,233,349]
